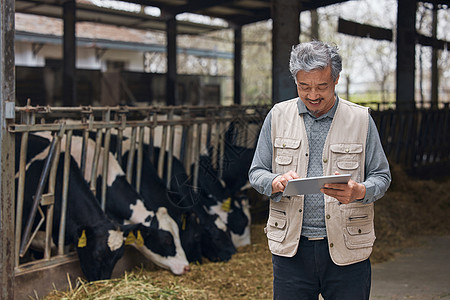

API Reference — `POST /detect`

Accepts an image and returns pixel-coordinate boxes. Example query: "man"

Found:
[248,41,391,300]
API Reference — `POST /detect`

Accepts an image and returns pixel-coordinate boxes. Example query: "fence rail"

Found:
[372,107,450,177]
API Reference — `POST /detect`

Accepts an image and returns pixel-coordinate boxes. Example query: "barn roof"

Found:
[15,0,354,35]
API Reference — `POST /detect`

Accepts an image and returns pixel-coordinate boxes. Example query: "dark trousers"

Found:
[272,236,371,300]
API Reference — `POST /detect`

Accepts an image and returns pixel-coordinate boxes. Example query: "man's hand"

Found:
[321,172,366,204]
[272,171,300,194]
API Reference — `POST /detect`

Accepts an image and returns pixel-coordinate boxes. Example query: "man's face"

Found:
[296,66,339,117]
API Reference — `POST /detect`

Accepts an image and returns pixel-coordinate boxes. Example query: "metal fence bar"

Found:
[136,125,145,193]
[90,130,103,197]
[15,131,29,267]
[126,127,137,185]
[166,110,174,189]
[101,110,112,211]
[58,130,73,255]
[44,133,62,260]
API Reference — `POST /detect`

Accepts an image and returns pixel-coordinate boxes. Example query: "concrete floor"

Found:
[370,235,450,300]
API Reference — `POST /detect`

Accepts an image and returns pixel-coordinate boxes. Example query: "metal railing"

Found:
[11,103,269,274]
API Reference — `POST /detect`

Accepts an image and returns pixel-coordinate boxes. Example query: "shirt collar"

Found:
[297,95,339,120]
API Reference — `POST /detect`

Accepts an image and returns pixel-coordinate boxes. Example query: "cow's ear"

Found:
[76,226,94,248]
[77,228,89,248]
[120,223,140,237]
[120,224,140,246]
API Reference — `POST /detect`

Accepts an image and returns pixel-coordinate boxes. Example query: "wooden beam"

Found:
[170,0,235,15]
[301,0,351,11]
[338,18,393,41]
[416,33,448,50]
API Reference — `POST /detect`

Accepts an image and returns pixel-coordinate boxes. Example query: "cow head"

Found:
[178,211,202,263]
[196,156,251,248]
[74,223,127,281]
[129,207,190,275]
[198,210,236,262]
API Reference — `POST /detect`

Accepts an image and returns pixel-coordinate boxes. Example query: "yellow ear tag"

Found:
[221,197,232,212]
[136,230,144,247]
[125,232,136,245]
[78,230,87,248]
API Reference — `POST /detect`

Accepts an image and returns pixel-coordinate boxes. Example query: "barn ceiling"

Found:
[15,0,354,35]
[16,0,449,35]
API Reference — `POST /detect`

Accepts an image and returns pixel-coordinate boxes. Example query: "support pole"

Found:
[234,27,242,105]
[166,17,177,106]
[0,0,16,298]
[430,4,438,109]
[396,0,416,110]
[63,0,77,106]
[271,0,300,103]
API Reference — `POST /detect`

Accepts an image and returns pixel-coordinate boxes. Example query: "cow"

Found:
[70,131,203,264]
[152,147,237,262]
[16,134,136,281]
[34,132,190,275]
[196,155,251,248]
[120,139,203,264]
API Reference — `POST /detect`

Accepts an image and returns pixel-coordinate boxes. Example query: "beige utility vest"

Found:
[266,97,375,266]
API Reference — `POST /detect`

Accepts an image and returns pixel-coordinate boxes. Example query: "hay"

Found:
[45,271,208,299]
[371,163,450,263]
[43,163,450,299]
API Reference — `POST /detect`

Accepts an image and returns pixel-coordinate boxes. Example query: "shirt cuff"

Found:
[270,192,282,202]
[361,182,376,204]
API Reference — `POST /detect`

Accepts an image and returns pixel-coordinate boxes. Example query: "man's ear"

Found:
[334,74,340,85]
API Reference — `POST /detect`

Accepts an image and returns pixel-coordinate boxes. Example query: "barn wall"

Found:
[15,66,229,106]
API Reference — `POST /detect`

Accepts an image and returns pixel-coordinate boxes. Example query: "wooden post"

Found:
[271,0,300,103]
[430,4,438,109]
[63,0,77,106]
[0,0,16,298]
[166,16,177,106]
[396,0,417,110]
[234,27,242,105]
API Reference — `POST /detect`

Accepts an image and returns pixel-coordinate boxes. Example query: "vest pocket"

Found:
[274,137,301,174]
[342,205,375,250]
[266,208,288,242]
[330,143,363,182]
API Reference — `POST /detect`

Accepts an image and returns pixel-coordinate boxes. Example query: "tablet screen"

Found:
[283,174,351,196]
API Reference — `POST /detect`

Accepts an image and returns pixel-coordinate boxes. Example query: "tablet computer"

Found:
[282,174,351,196]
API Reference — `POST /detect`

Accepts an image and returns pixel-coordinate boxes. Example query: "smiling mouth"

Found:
[307,99,323,104]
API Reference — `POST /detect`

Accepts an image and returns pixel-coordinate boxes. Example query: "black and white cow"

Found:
[153,147,237,262]
[34,132,190,275]
[120,139,203,264]
[196,155,251,248]
[16,134,135,281]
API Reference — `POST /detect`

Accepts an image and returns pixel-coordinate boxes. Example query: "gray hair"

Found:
[289,41,342,83]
